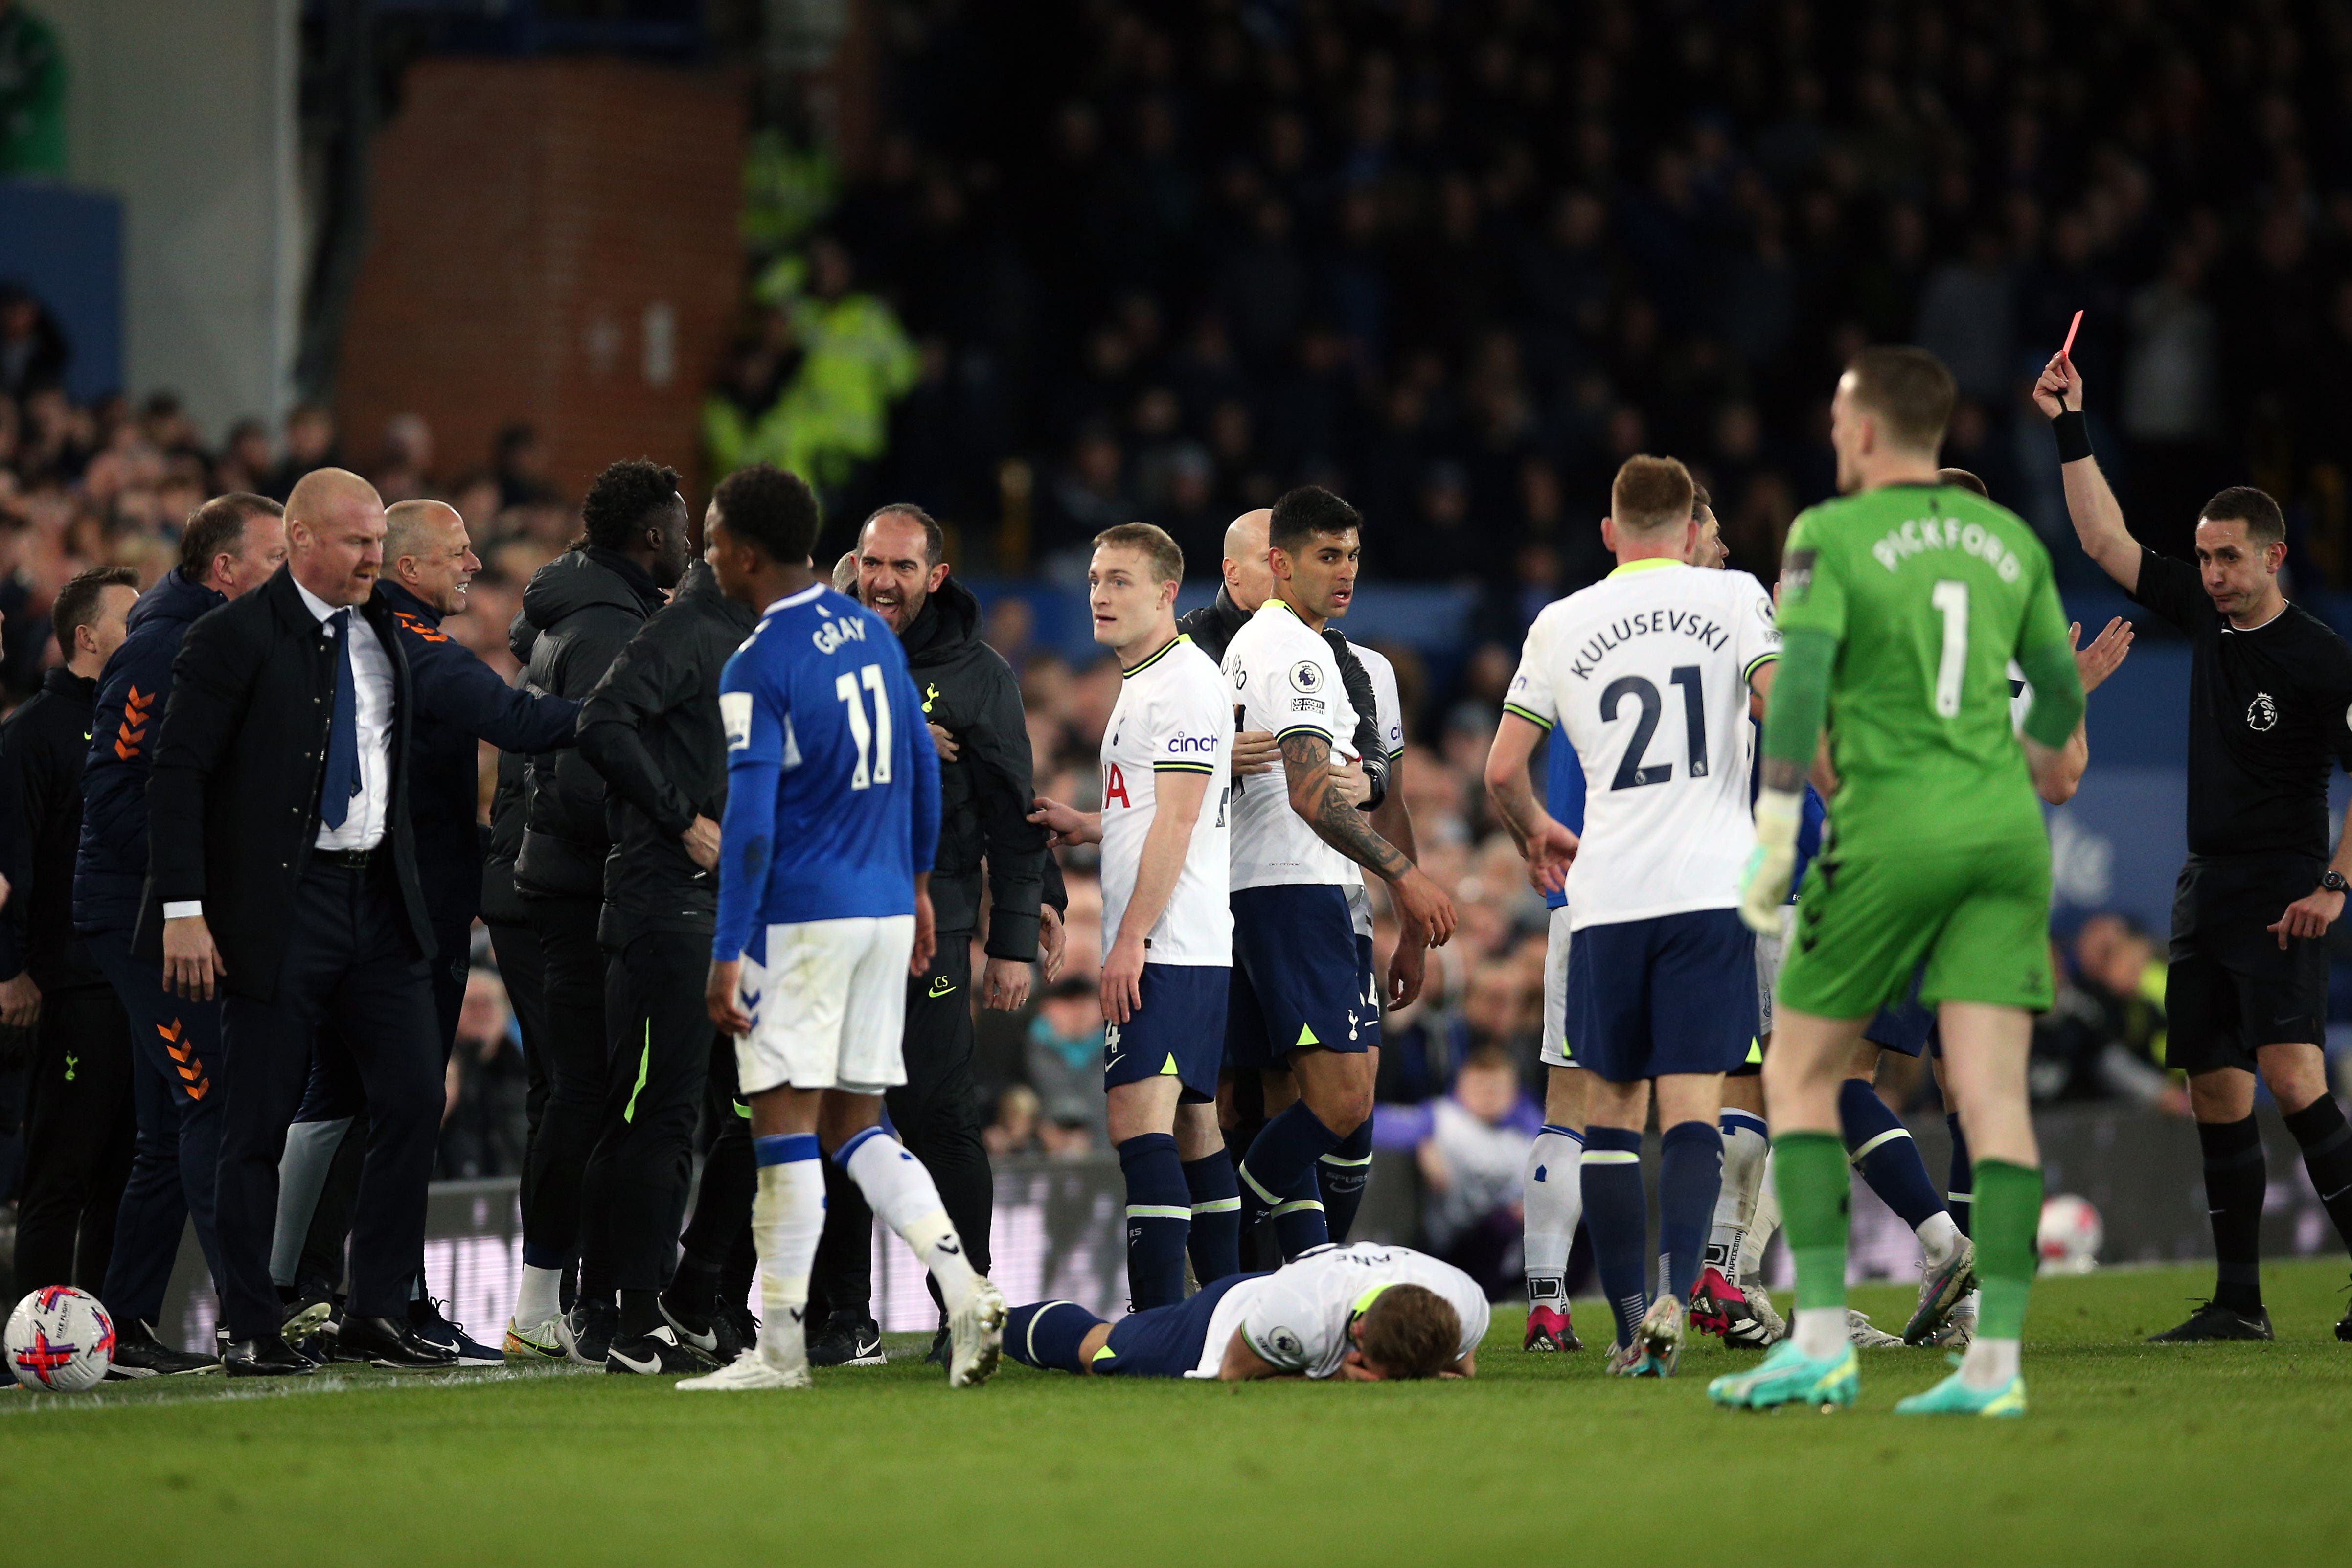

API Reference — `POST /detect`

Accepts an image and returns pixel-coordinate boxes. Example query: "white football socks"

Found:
[845,1129,978,1310]
[1522,1125,1585,1302]
[515,1265,564,1329]
[752,1157,824,1373]
[1739,1150,1781,1284]
[1916,1210,1964,1270]
[1959,1335,2020,1390]
[1794,1307,1848,1361]
[1709,1110,1770,1267]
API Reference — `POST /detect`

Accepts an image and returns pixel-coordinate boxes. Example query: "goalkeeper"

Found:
[1709,347,2082,1419]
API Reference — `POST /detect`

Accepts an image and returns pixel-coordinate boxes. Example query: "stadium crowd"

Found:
[771,0,2352,598]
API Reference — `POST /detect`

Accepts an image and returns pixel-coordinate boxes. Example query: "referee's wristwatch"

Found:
[2323,871,2350,897]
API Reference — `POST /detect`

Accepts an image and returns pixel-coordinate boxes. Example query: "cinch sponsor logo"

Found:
[1165,732,1218,753]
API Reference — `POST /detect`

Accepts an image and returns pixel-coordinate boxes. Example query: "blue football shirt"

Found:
[713,583,940,958]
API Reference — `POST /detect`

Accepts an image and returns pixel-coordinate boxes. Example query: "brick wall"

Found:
[337,57,746,503]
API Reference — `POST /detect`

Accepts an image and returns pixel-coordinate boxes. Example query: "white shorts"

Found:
[1754,903,1794,1040]
[1541,905,1574,1069]
[734,915,914,1096]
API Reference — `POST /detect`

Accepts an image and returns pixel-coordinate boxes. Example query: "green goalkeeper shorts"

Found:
[1775,836,2054,1021]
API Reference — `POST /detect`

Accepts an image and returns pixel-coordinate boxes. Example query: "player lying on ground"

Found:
[1002,1242,1485,1381]
[1718,347,2083,1418]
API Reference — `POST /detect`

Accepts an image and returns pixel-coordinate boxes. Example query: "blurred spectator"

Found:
[373,412,435,502]
[1024,976,1106,1152]
[0,282,67,397]
[984,1082,1043,1159]
[494,422,559,510]
[263,403,339,501]
[1414,1046,1540,1297]
[2032,917,2186,1113]
[436,967,529,1179]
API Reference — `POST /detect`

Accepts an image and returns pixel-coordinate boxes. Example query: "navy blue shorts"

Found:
[1096,1272,1264,1378]
[1225,885,1379,1072]
[1104,963,1228,1101]
[1864,963,1938,1058]
[1564,908,1758,1083]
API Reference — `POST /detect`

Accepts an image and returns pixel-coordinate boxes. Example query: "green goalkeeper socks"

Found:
[1972,1158,2043,1342]
[1773,1130,1851,1313]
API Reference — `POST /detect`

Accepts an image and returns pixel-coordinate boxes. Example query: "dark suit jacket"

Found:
[135,567,437,1001]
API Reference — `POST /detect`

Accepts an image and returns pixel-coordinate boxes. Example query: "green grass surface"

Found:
[5,1261,2349,1566]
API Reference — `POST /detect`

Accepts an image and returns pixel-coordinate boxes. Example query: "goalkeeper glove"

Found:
[1739,787,1803,934]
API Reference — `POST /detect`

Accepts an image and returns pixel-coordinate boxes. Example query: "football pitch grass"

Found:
[5,1261,2348,1567]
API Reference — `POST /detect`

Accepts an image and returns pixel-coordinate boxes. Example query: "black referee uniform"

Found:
[2128,545,2352,1333]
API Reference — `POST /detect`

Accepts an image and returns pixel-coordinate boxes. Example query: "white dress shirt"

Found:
[298,577,395,852]
[162,580,395,922]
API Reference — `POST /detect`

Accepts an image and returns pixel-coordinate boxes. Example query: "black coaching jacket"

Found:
[902,575,1059,954]
[135,567,437,1001]
[0,666,104,992]
[512,548,667,901]
[575,559,756,945]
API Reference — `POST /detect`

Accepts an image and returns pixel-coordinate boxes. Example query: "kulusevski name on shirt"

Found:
[1564,606,1731,682]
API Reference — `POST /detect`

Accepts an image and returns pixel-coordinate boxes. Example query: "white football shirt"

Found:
[1097,634,1233,967]
[1187,1242,1490,1379]
[1506,559,1780,931]
[1222,599,1361,893]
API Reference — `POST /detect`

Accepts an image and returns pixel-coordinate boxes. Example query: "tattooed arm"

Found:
[1281,730,1457,945]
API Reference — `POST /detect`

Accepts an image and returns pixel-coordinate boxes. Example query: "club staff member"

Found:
[508,459,692,1366]
[804,503,1064,1365]
[564,480,761,1373]
[142,468,450,1375]
[73,493,286,1375]
[269,498,581,1366]
[2,568,139,1304]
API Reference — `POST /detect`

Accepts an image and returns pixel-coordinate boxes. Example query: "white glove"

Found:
[1739,787,1803,934]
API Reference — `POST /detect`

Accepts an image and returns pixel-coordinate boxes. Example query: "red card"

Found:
[2060,309,2083,360]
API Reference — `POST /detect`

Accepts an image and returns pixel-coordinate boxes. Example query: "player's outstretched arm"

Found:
[1027,794,1101,847]
[2034,354,2142,593]
[1281,729,1456,945]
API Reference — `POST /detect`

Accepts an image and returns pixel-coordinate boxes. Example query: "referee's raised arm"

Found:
[2034,353,2143,593]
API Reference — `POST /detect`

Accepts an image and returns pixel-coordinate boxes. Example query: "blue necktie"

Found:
[320,608,360,829]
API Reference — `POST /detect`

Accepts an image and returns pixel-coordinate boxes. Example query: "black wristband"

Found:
[2051,409,2092,464]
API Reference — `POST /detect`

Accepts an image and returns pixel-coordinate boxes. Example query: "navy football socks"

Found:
[1003,1300,1103,1374]
[1238,1101,1342,1256]
[1839,1078,1945,1230]
[1316,1120,1375,1243]
[1945,1111,1974,1238]
[1656,1119,1724,1305]
[1580,1125,1648,1348]
[1182,1151,1242,1285]
[1117,1133,1190,1311]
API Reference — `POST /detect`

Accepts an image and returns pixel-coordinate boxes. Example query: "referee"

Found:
[2040,354,2352,1343]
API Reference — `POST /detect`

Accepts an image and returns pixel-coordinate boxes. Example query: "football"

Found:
[2037,1195,2105,1277]
[6,1285,117,1392]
